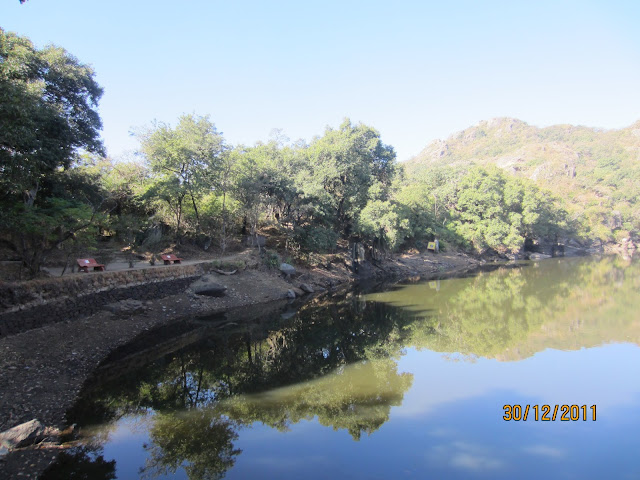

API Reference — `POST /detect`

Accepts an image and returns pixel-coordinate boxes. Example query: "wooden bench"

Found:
[77,258,105,272]
[161,254,183,265]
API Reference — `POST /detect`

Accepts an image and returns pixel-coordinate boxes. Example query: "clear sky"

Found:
[3,0,639,161]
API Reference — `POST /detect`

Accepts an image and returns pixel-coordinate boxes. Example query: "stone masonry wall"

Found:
[0,264,215,338]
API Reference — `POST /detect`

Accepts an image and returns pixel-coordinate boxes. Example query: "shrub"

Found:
[292,226,338,253]
[261,250,280,269]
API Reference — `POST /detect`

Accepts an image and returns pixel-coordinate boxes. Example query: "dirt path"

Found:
[0,250,479,479]
[41,251,251,278]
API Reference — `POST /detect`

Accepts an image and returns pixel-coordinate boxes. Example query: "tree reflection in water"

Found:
[369,256,640,359]
[67,291,417,478]
[62,256,640,478]
[140,410,241,480]
[220,357,412,440]
[40,445,116,480]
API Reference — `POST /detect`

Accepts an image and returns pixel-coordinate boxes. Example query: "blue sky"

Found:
[3,0,639,161]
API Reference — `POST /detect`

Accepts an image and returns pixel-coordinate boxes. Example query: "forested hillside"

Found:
[406,118,640,245]
[2,29,636,279]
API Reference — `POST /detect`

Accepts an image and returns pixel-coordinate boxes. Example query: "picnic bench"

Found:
[77,258,105,272]
[161,254,183,265]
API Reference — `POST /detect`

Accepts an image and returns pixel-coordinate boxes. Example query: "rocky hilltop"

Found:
[406,118,640,246]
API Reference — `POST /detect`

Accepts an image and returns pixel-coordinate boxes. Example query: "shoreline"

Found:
[0,250,479,479]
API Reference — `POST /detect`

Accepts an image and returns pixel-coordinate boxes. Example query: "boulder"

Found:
[0,420,46,450]
[105,299,147,316]
[193,284,227,297]
[190,275,227,297]
[280,263,296,277]
[300,283,314,294]
[286,289,296,299]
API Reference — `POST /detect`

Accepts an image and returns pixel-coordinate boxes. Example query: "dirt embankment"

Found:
[0,249,479,479]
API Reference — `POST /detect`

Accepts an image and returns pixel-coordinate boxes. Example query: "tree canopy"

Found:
[138,114,226,241]
[2,29,631,278]
[0,28,103,204]
[0,29,105,275]
[302,119,397,236]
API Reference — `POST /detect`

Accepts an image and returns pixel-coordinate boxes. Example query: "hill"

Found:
[406,118,640,244]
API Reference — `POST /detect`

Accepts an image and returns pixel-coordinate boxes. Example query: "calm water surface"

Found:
[43,256,640,479]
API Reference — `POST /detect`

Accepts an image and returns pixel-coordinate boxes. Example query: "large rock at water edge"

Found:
[0,419,46,450]
[280,263,296,277]
[191,275,228,297]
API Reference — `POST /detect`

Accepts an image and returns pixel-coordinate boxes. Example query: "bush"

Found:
[292,226,338,253]
[261,250,280,269]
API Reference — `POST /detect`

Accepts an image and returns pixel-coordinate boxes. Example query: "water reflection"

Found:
[62,291,417,479]
[221,357,412,440]
[51,256,640,479]
[369,256,640,358]
[134,358,412,479]
[41,445,116,480]
[141,411,241,480]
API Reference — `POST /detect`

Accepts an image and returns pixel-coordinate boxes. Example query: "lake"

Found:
[42,256,640,479]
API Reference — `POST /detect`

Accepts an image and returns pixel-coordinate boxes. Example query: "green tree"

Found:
[450,166,567,254]
[230,145,268,250]
[216,149,239,253]
[390,166,464,249]
[139,114,226,242]
[95,157,150,217]
[0,28,104,205]
[3,197,102,276]
[301,119,397,235]
[0,29,106,275]
[357,199,408,254]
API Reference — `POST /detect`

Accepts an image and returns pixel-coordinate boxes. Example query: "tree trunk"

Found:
[174,197,184,244]
[190,192,201,235]
[221,190,227,254]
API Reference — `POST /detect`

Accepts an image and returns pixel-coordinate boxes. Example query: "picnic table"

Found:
[161,254,183,265]
[77,258,105,272]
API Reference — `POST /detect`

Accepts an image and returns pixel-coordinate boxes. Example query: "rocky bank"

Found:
[0,250,479,479]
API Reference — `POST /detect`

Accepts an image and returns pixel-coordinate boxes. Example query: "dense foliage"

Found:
[0,28,105,274]
[396,165,569,254]
[3,31,634,276]
[408,117,640,245]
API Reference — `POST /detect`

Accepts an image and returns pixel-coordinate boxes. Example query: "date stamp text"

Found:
[503,404,596,421]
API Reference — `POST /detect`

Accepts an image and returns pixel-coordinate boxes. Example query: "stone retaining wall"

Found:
[0,264,216,338]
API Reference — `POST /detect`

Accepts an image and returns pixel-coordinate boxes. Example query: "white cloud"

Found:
[428,441,505,472]
[522,444,566,459]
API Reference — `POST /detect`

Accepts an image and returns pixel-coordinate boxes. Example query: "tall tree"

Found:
[0,28,104,205]
[139,114,226,242]
[302,119,396,235]
[0,29,105,275]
